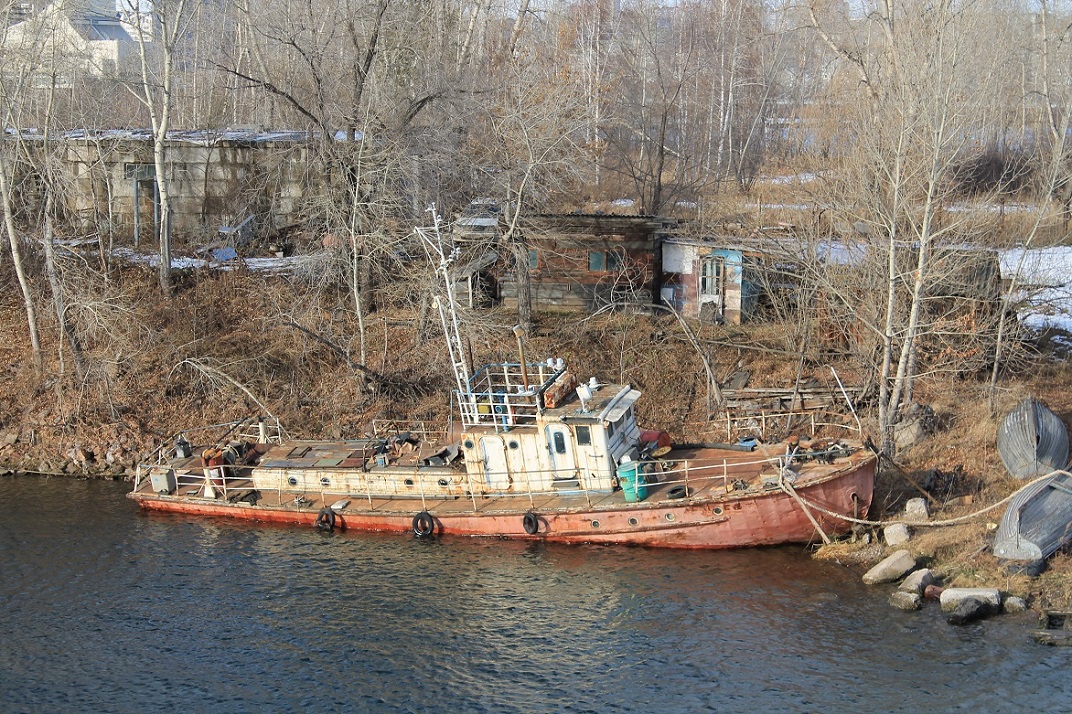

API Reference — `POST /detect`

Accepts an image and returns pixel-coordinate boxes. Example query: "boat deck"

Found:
[134,439,872,517]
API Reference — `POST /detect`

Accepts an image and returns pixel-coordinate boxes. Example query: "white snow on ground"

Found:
[109,246,318,274]
[945,202,1039,214]
[764,173,818,185]
[1001,245,1072,334]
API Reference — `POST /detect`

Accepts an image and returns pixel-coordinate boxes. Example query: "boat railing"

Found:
[142,416,287,467]
[136,441,858,510]
[457,361,568,428]
[371,419,449,444]
[134,458,252,501]
[722,409,862,442]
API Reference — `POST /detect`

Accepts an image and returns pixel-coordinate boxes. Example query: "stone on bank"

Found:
[889,590,923,611]
[940,588,1002,625]
[883,523,911,546]
[898,568,936,595]
[862,550,917,585]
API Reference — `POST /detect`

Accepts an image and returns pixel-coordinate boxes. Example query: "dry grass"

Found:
[2,264,1072,605]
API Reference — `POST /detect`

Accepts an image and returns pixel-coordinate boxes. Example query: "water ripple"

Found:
[0,475,1067,713]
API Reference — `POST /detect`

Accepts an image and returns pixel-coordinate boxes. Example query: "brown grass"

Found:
[3,264,1072,604]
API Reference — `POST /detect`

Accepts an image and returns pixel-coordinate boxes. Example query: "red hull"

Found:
[130,458,874,549]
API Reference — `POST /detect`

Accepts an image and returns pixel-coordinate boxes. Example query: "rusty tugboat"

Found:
[129,215,876,548]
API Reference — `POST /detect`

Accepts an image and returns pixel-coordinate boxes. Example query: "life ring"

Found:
[523,512,540,535]
[412,511,435,537]
[315,507,336,532]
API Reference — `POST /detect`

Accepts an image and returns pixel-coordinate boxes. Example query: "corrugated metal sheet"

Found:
[997,398,1069,479]
[993,472,1072,561]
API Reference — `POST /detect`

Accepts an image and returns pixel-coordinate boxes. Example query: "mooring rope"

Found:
[784,470,1068,529]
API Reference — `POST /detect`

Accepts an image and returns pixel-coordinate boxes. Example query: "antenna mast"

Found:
[416,205,472,399]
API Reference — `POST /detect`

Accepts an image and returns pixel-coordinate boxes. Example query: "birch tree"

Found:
[0,1,48,376]
[123,0,194,292]
[806,0,1020,451]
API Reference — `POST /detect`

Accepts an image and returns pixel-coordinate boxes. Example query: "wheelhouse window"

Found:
[575,425,591,446]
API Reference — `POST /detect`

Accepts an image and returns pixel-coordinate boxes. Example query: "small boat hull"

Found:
[997,398,1069,479]
[993,470,1072,562]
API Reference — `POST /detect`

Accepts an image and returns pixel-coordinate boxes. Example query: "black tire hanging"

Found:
[412,511,435,537]
[522,512,540,535]
[315,507,336,532]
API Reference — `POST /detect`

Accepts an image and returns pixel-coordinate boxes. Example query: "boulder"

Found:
[894,417,926,451]
[884,523,911,546]
[1002,596,1029,614]
[904,498,930,523]
[940,587,1002,613]
[899,568,936,594]
[862,549,918,585]
[946,596,1000,625]
[889,590,923,611]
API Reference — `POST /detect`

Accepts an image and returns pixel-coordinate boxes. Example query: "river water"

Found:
[0,475,1067,713]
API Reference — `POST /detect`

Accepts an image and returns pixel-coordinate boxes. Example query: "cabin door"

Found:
[699,257,725,318]
[479,436,511,490]
[545,425,577,481]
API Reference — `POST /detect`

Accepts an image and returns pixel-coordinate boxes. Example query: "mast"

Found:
[416,205,472,400]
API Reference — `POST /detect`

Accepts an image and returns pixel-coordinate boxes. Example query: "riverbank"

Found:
[1,265,1070,611]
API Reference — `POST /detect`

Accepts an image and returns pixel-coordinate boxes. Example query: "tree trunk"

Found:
[0,149,43,377]
[514,240,533,332]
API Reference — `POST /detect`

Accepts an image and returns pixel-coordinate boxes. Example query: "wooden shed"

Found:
[659,237,764,324]
[493,213,679,312]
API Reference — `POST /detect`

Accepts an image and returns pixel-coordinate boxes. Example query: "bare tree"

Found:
[802,0,1025,451]
[123,0,194,292]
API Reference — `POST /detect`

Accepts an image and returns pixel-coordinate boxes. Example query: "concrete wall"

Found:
[59,138,312,240]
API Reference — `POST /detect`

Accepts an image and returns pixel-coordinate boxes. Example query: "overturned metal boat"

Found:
[997,398,1069,480]
[992,470,1072,563]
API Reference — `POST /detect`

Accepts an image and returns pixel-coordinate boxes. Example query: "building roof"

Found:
[9,128,359,145]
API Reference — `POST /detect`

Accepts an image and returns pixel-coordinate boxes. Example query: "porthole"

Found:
[508,440,520,450]
[287,476,298,486]
[591,520,601,529]
[463,439,475,449]
[712,506,724,516]
[438,478,449,487]
[404,478,414,486]
[665,513,675,522]
[628,517,639,527]
[320,476,331,486]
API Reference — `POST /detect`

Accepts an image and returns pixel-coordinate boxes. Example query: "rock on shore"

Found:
[862,550,917,585]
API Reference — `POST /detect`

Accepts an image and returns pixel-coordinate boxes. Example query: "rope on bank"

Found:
[786,470,1069,529]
